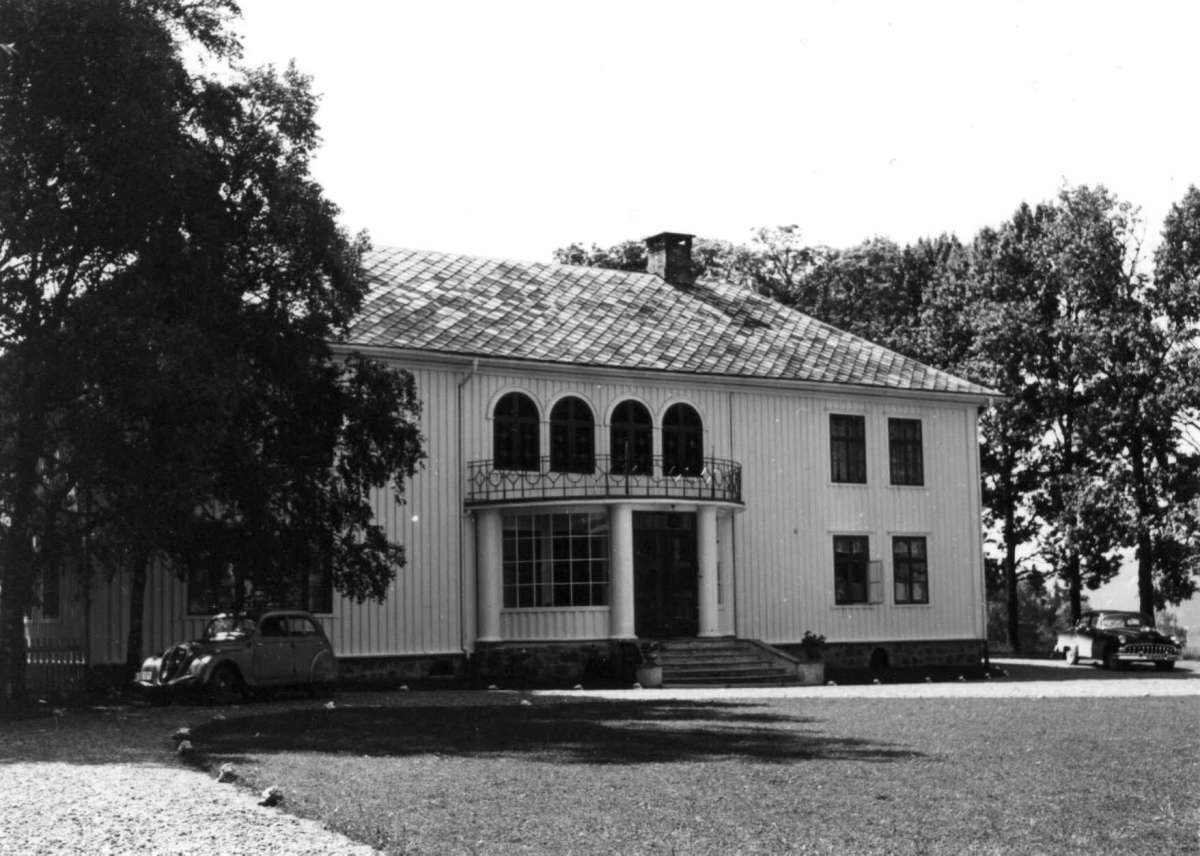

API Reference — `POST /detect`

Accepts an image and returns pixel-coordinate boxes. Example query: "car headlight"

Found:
[187,655,213,676]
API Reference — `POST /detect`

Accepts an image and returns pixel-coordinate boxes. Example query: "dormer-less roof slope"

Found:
[347,247,994,398]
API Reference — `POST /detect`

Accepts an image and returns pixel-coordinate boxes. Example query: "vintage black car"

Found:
[1054,610,1181,670]
[134,610,337,703]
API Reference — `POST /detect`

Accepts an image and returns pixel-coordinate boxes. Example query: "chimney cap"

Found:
[644,231,695,245]
[644,231,696,287]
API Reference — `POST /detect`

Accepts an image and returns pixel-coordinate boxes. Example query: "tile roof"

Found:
[346,247,994,397]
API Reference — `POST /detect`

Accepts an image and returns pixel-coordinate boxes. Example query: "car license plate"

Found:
[138,668,154,682]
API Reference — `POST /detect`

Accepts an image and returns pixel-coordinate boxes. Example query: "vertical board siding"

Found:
[732,389,983,646]
[331,364,463,656]
[500,608,610,640]
[77,364,466,664]
[67,357,985,662]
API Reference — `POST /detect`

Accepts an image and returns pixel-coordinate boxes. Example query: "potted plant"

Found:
[796,630,826,685]
[634,641,663,688]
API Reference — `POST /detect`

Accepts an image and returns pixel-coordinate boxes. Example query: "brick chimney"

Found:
[645,231,696,287]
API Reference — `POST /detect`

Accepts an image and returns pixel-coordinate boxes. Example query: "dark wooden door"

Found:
[633,512,698,638]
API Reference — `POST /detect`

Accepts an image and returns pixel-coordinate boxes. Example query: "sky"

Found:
[233,1,1200,635]
[235,0,1200,264]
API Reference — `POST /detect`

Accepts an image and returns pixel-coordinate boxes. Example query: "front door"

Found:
[633,511,698,638]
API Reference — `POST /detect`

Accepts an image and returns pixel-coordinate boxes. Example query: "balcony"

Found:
[466,454,743,506]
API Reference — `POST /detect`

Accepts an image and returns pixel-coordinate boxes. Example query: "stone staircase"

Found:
[656,637,812,686]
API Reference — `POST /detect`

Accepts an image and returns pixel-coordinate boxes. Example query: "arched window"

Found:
[610,400,652,475]
[493,392,539,471]
[549,397,595,473]
[662,403,703,476]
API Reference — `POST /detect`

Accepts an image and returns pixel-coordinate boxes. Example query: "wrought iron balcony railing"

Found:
[466,454,743,506]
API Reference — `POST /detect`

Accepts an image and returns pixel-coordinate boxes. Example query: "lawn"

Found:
[188,692,1199,855]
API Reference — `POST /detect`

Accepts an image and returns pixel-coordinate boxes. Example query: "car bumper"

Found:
[1116,649,1180,663]
[132,673,205,698]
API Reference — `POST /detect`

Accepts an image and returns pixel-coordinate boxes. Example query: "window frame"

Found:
[502,510,610,609]
[186,561,333,617]
[38,567,61,621]
[892,535,929,605]
[833,534,871,605]
[493,391,541,472]
[549,396,596,474]
[830,414,867,484]
[610,399,653,476]
[662,402,703,477]
[888,418,925,487]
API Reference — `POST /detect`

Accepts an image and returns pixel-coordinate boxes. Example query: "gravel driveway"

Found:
[1,658,1195,855]
[0,702,382,856]
[0,762,380,856]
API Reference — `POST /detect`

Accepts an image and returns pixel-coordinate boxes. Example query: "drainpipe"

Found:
[457,359,479,661]
[975,402,990,667]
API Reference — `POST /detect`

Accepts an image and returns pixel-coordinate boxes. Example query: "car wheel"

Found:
[1154,661,1176,672]
[1064,647,1078,665]
[1102,648,1121,670]
[206,664,243,705]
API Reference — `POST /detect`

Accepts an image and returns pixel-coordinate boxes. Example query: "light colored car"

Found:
[135,610,337,703]
[1054,610,1181,670]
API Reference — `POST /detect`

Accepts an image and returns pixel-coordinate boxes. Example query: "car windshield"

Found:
[203,616,256,641]
[1097,615,1149,630]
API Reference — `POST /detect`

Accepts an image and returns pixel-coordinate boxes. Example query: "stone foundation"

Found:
[471,640,636,687]
[336,653,465,688]
[777,638,986,671]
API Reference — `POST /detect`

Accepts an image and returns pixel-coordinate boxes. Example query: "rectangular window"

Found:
[503,511,609,608]
[893,536,929,604]
[888,418,924,486]
[187,561,332,615]
[830,414,866,483]
[833,535,870,604]
[39,568,60,620]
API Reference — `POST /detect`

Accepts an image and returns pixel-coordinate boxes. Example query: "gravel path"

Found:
[0,762,380,856]
[1,658,1195,855]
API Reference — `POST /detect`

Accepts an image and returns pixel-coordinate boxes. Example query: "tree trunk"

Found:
[1128,434,1156,617]
[124,548,152,676]
[0,387,45,713]
[1002,465,1021,653]
[0,524,35,713]
[1067,553,1083,624]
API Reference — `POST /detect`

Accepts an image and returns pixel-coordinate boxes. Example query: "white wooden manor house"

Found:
[31,232,995,684]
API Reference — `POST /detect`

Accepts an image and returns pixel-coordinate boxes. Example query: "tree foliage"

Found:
[557,186,1200,645]
[0,0,424,706]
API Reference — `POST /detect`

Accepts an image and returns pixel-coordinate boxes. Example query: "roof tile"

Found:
[345,247,994,397]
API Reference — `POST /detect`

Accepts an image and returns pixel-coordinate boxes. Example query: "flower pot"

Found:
[796,660,824,685]
[635,664,663,688]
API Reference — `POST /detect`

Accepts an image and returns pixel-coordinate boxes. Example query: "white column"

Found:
[717,512,735,635]
[698,505,720,637]
[609,503,635,639]
[476,508,503,642]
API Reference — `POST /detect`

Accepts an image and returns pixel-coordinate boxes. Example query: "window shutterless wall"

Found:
[732,390,983,646]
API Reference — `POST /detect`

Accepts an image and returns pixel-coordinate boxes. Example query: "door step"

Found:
[654,638,818,687]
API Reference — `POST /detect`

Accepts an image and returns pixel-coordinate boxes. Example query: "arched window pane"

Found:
[663,403,703,476]
[610,400,652,475]
[494,393,539,471]
[550,397,594,474]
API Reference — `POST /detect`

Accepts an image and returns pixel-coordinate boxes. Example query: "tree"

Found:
[0,0,234,707]
[1094,185,1200,614]
[0,0,424,707]
[552,235,740,281]
[963,207,1069,647]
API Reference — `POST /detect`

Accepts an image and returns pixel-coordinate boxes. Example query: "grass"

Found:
[184,692,1200,855]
